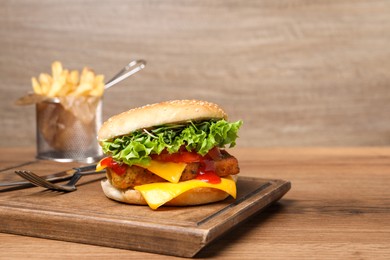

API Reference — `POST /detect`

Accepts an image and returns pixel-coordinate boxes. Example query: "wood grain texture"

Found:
[0,171,290,257]
[1,0,390,147]
[0,147,389,259]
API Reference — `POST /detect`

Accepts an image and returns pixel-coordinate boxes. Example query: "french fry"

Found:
[89,75,105,96]
[71,68,94,96]
[51,61,63,80]
[31,77,42,95]
[31,62,104,97]
[47,71,67,97]
[38,73,52,96]
[68,70,79,87]
[80,68,95,85]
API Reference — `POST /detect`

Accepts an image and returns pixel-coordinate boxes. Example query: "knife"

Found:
[0,164,100,187]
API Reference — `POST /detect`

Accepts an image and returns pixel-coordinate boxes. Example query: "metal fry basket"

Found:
[36,97,103,163]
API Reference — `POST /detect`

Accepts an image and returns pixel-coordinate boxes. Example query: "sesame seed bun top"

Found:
[97,99,228,141]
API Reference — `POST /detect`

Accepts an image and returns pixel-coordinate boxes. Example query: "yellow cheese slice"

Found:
[139,160,187,184]
[134,177,237,210]
[96,159,106,172]
[96,158,187,184]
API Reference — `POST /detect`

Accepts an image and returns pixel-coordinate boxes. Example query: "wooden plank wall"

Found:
[1,0,390,147]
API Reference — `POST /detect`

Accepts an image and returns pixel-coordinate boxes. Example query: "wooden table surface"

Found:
[0,147,389,259]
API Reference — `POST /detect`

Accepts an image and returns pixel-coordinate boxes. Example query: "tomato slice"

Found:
[101,157,127,176]
[100,157,113,167]
[151,146,225,164]
[151,150,203,163]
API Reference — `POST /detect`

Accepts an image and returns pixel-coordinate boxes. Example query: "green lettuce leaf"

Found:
[101,119,243,166]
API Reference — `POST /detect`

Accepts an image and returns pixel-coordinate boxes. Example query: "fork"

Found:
[15,169,105,192]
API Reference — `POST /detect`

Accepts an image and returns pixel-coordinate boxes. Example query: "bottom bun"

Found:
[101,176,237,207]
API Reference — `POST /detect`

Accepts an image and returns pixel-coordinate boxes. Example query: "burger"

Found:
[96,100,242,209]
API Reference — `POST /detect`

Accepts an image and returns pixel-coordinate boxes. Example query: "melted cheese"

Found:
[96,160,105,172]
[96,158,186,183]
[134,177,237,210]
[138,160,187,184]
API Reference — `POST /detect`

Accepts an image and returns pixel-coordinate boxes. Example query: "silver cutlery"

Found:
[14,165,105,192]
[1,164,95,187]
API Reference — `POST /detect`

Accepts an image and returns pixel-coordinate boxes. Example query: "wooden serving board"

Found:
[0,160,290,257]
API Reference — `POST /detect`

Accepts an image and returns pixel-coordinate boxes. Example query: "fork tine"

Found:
[16,171,60,190]
[14,171,42,187]
[28,173,62,190]
[28,172,60,189]
[15,168,104,192]
[15,170,46,188]
[15,171,37,183]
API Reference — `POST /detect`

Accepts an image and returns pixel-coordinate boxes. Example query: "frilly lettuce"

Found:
[101,119,243,166]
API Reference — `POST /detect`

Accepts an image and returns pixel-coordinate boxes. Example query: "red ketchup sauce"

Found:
[194,154,220,184]
[100,157,127,176]
[195,169,221,184]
